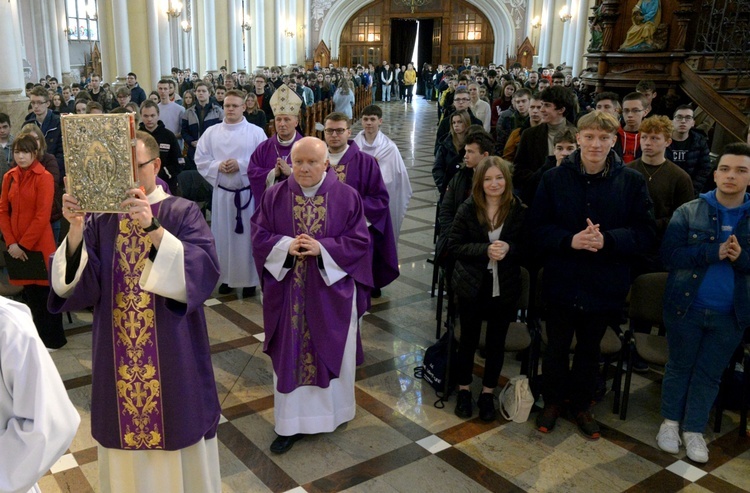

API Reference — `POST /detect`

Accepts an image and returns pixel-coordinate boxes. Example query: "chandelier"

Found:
[396,0,431,14]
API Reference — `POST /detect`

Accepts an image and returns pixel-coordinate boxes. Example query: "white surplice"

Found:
[354,130,413,242]
[264,174,359,436]
[0,297,80,493]
[195,119,267,288]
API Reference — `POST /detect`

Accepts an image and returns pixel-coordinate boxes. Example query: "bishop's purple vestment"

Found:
[331,141,399,289]
[247,132,304,202]
[48,195,221,451]
[251,170,372,394]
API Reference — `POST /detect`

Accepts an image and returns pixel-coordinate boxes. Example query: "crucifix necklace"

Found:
[641,162,664,182]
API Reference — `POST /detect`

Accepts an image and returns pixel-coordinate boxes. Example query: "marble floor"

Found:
[41,96,750,492]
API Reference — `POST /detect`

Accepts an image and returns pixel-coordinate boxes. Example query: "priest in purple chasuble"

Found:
[248,84,304,201]
[195,89,267,296]
[323,112,399,294]
[251,137,373,454]
[48,132,222,493]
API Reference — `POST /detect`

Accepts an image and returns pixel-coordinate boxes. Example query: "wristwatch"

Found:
[143,217,161,232]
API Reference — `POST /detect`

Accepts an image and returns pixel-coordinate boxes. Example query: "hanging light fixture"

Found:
[396,0,431,14]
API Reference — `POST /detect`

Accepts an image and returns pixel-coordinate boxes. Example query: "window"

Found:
[350,7,381,43]
[450,4,482,42]
[66,0,99,41]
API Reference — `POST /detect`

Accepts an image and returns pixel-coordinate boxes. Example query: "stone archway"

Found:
[319,0,517,64]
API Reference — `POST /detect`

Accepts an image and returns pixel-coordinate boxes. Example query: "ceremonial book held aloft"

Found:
[61,113,137,212]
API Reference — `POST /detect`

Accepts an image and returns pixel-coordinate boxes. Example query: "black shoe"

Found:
[536,404,561,433]
[576,411,601,440]
[454,389,473,418]
[371,287,382,298]
[218,283,232,295]
[477,392,496,422]
[270,433,304,454]
[242,287,256,297]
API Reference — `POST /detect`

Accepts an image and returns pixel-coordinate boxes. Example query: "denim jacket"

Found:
[661,195,750,326]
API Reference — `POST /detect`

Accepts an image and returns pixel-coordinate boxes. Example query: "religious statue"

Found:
[620,0,665,51]
[588,2,604,52]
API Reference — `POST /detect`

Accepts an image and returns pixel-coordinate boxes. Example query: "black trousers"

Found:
[456,273,516,388]
[404,85,414,103]
[23,284,66,349]
[542,305,616,412]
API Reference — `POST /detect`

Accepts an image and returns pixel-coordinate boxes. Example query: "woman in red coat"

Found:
[0,134,66,349]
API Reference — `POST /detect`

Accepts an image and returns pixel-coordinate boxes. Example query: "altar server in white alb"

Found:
[353,104,412,242]
[0,296,80,493]
[195,89,268,296]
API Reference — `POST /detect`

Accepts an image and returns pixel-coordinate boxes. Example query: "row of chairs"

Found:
[432,264,749,435]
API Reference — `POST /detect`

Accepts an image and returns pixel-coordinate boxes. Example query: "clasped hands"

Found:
[219,158,239,174]
[274,157,292,178]
[719,234,742,262]
[487,240,510,261]
[572,218,604,252]
[289,234,321,258]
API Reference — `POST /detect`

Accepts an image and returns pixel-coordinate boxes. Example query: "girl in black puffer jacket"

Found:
[448,156,526,422]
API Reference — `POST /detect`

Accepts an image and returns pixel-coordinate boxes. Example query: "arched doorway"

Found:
[339,0,495,69]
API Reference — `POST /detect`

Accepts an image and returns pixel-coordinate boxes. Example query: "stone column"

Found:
[253,0,265,68]
[147,0,162,88]
[538,0,554,66]
[203,0,217,71]
[158,6,174,78]
[112,0,132,83]
[0,0,30,132]
[55,0,73,85]
[275,0,283,65]
[288,0,297,66]
[228,0,238,71]
[43,0,62,78]
[571,0,590,75]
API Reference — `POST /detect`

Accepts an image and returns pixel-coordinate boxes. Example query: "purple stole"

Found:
[112,205,165,450]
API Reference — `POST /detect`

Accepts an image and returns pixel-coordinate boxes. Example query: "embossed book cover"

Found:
[61,113,137,212]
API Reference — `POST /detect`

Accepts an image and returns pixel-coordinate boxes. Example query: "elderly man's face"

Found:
[292,137,329,188]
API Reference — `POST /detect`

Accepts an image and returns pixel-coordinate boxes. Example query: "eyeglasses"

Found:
[674,115,693,122]
[30,100,47,106]
[622,109,644,115]
[324,128,348,135]
[137,157,157,169]
[453,98,470,102]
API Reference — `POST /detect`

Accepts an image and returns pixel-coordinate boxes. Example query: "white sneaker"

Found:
[656,422,681,454]
[683,432,709,463]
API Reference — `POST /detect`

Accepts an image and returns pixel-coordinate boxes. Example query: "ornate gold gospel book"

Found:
[61,113,137,212]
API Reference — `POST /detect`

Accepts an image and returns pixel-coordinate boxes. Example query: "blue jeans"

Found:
[382,84,391,101]
[425,86,434,101]
[661,305,744,432]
